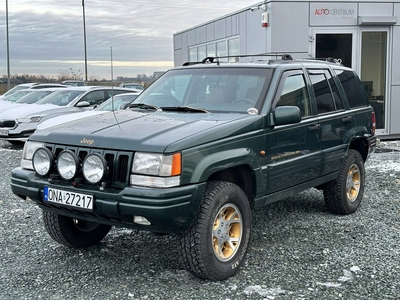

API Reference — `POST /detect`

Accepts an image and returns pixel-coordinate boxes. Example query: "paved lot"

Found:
[0,140,399,299]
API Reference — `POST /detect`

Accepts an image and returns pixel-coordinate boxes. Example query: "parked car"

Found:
[11,54,376,281]
[0,83,68,100]
[0,86,132,142]
[0,88,65,113]
[0,89,34,104]
[36,92,141,132]
[119,82,144,91]
[61,80,86,87]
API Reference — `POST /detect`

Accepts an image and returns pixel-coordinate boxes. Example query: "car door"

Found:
[265,69,321,193]
[308,68,353,176]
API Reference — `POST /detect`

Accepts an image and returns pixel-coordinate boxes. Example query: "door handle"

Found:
[308,124,320,131]
[342,116,353,122]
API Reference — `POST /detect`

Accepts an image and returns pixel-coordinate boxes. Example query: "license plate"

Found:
[44,186,94,211]
[0,129,8,136]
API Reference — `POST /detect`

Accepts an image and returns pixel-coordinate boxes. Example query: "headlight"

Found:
[29,116,43,123]
[131,152,181,188]
[57,150,80,181]
[21,141,45,170]
[32,147,54,176]
[132,152,181,176]
[82,153,108,184]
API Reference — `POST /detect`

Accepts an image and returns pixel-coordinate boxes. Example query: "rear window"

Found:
[334,69,368,108]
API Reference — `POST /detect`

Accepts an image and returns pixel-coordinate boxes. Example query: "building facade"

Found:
[173,0,400,139]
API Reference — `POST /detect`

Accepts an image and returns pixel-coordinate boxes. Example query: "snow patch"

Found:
[316,282,342,287]
[243,285,286,298]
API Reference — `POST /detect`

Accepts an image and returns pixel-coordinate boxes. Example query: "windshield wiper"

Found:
[128,103,159,110]
[160,106,209,113]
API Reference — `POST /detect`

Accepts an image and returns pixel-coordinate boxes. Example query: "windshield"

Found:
[124,84,144,90]
[2,90,33,102]
[132,67,273,113]
[16,90,55,104]
[36,89,86,106]
[2,85,30,97]
[95,93,139,111]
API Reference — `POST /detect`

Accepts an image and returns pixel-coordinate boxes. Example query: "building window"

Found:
[228,38,239,62]
[197,45,206,62]
[207,44,216,57]
[189,48,197,62]
[217,41,227,62]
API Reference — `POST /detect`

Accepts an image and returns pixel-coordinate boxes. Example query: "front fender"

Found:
[188,148,259,183]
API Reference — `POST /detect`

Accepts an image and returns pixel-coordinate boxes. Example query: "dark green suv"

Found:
[11,55,376,281]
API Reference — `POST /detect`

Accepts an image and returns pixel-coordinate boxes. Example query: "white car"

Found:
[0,86,133,142]
[0,83,68,100]
[36,92,141,131]
[0,88,62,112]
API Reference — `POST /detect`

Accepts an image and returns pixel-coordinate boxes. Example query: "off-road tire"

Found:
[323,149,365,215]
[42,210,111,248]
[180,181,252,281]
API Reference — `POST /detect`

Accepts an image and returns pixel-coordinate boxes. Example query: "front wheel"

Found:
[323,149,365,215]
[42,210,111,248]
[180,181,252,281]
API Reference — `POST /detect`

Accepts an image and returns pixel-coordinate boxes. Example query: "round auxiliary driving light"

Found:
[32,147,54,176]
[82,153,108,184]
[57,150,80,181]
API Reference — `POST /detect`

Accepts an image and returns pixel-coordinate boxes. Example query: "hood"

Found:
[36,110,107,131]
[31,110,263,153]
[0,103,60,119]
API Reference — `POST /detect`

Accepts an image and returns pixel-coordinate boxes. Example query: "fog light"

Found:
[33,147,54,176]
[133,216,151,225]
[82,153,108,184]
[57,150,80,181]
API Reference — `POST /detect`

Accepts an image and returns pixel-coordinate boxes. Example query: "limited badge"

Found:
[247,107,258,115]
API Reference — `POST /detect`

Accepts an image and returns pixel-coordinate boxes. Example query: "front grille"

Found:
[0,120,16,128]
[44,143,133,188]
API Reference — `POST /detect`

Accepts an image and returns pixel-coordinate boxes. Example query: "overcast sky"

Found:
[0,0,253,80]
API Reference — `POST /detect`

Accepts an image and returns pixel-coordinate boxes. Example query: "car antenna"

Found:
[111,47,114,112]
[110,47,124,132]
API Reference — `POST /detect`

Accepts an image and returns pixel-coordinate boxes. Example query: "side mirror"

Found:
[274,106,301,125]
[76,101,91,107]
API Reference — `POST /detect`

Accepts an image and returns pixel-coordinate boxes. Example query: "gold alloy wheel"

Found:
[346,163,361,202]
[212,203,242,261]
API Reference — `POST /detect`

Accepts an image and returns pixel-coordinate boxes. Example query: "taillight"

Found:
[371,111,376,135]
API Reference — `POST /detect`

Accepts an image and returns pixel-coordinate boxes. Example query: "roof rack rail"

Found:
[311,57,343,65]
[182,52,299,66]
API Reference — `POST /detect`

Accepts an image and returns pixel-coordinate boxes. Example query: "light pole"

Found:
[82,0,88,82]
[6,0,10,89]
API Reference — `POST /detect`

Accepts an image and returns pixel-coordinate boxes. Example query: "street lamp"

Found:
[6,0,10,89]
[82,0,88,82]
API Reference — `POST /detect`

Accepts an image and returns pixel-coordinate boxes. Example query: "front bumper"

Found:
[11,167,206,233]
[0,122,36,142]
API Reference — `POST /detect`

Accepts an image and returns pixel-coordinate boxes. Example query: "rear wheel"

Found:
[180,181,252,281]
[323,149,365,215]
[42,210,111,248]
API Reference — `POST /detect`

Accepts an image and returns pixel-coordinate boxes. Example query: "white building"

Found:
[173,0,400,139]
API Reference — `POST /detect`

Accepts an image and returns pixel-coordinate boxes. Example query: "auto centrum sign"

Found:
[310,3,357,26]
[314,8,355,16]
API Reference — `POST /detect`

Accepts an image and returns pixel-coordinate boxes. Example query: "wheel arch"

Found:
[349,137,369,161]
[207,165,255,206]
[188,148,258,206]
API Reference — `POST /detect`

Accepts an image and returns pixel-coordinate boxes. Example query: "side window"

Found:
[276,72,310,117]
[325,70,344,110]
[309,72,335,114]
[80,91,105,105]
[107,90,128,98]
[334,69,368,108]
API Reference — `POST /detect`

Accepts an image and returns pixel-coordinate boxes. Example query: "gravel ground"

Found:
[0,140,399,299]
